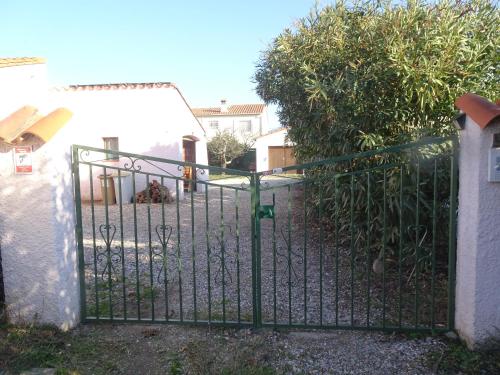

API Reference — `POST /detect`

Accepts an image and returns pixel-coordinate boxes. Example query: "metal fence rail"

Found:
[72,136,457,332]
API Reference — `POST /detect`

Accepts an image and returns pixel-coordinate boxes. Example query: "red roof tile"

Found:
[192,104,265,117]
[0,57,46,68]
[455,94,500,129]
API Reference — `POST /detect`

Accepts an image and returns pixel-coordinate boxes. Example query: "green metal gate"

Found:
[72,136,457,332]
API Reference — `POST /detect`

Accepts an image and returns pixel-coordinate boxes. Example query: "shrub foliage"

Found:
[255,0,498,300]
[255,0,499,158]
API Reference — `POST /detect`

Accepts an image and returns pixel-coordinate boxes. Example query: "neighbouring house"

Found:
[254,127,297,173]
[192,99,269,141]
[0,58,208,201]
[50,83,208,199]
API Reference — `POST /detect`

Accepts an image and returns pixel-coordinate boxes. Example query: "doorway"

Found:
[182,136,197,191]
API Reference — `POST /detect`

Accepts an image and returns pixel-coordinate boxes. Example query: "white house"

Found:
[192,99,269,141]
[50,83,208,199]
[0,58,208,200]
[254,127,297,172]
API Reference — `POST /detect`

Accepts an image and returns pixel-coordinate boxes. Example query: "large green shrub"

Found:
[255,1,497,304]
[255,0,499,159]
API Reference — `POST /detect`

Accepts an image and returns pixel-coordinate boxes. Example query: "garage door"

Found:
[268,146,297,173]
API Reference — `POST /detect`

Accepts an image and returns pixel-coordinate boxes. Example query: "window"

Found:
[240,120,252,133]
[209,120,219,130]
[103,137,119,161]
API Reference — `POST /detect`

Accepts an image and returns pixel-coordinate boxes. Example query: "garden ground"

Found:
[2,323,500,374]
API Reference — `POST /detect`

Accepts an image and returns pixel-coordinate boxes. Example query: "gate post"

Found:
[455,94,500,349]
[0,134,81,329]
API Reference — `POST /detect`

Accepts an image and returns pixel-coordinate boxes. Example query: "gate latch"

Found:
[258,205,275,219]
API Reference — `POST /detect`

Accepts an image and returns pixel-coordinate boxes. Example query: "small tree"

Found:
[207,131,253,169]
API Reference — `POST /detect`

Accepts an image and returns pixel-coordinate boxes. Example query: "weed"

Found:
[427,339,500,374]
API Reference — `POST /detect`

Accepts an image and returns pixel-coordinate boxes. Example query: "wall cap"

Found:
[455,93,500,129]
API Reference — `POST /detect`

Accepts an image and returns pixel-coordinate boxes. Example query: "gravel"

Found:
[69,323,446,374]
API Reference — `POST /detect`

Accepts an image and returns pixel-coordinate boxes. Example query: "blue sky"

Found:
[1,0,316,115]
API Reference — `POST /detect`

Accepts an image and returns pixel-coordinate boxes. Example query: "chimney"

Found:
[220,99,228,113]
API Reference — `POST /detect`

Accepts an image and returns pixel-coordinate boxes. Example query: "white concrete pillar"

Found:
[0,128,80,329]
[456,108,500,349]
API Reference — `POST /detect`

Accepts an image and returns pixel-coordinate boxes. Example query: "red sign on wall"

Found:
[14,146,33,174]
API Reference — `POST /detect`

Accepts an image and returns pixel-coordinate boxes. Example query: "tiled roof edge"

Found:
[52,82,174,91]
[455,93,500,129]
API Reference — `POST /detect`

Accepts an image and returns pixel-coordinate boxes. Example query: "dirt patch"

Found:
[0,323,470,375]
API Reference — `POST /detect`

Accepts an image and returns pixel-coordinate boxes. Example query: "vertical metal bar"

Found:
[448,139,458,330]
[117,170,126,320]
[415,160,420,328]
[272,192,277,327]
[175,180,183,321]
[398,166,404,328]
[103,167,113,320]
[287,184,292,326]
[132,172,141,319]
[220,186,226,323]
[366,171,371,327]
[303,181,308,326]
[255,177,262,327]
[235,189,241,324]
[191,186,197,322]
[431,160,438,331]
[334,177,340,326]
[89,165,99,319]
[72,147,87,322]
[319,185,324,326]
[350,174,355,326]
[250,175,257,327]
[160,177,169,321]
[382,169,387,328]
[146,175,155,321]
[205,187,212,323]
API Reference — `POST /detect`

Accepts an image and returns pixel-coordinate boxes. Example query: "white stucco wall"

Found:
[197,107,269,141]
[50,86,208,200]
[456,117,500,349]
[0,63,48,119]
[0,127,79,329]
[254,128,292,172]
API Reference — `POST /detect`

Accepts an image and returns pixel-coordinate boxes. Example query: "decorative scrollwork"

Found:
[208,224,237,286]
[123,156,143,172]
[79,149,91,162]
[95,224,123,280]
[151,224,174,283]
[272,227,304,288]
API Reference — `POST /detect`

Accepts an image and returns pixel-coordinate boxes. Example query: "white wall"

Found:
[50,86,208,200]
[255,129,291,172]
[0,126,79,329]
[456,117,500,349]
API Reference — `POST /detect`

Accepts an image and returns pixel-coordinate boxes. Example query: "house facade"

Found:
[50,83,208,199]
[192,99,269,141]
